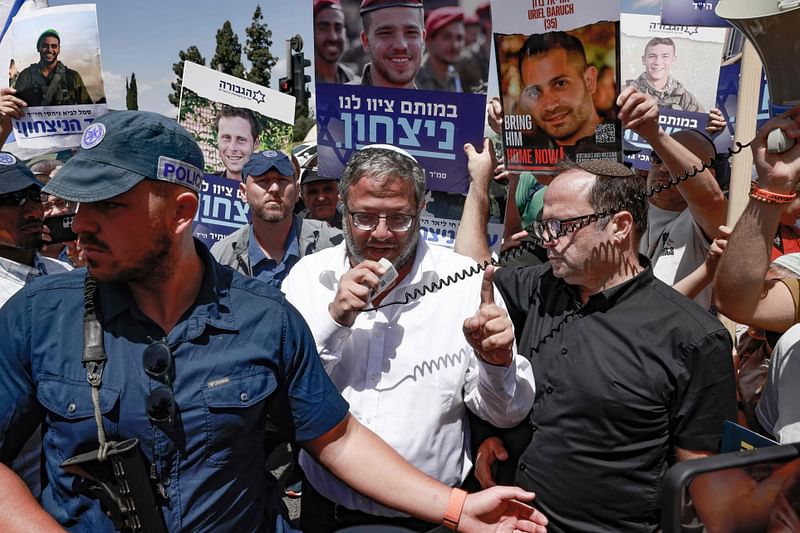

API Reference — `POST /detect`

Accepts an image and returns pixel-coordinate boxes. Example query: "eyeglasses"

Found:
[648,151,663,165]
[530,213,609,243]
[348,211,417,232]
[143,338,175,424]
[0,188,46,207]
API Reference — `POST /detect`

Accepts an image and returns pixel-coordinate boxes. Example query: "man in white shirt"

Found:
[282,145,535,532]
[0,152,71,497]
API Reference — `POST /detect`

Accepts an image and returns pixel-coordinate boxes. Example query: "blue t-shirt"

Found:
[247,214,302,289]
[0,242,349,532]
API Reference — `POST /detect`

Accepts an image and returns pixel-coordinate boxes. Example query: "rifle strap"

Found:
[83,273,114,461]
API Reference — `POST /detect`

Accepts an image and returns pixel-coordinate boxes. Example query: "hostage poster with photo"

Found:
[621,12,726,170]
[7,4,108,149]
[314,0,490,195]
[492,0,622,173]
[178,61,295,248]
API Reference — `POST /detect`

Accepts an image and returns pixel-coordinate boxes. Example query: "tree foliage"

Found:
[168,46,206,107]
[244,5,277,87]
[125,73,138,110]
[211,21,245,78]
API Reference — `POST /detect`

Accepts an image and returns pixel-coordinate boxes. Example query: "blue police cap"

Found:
[43,111,205,203]
[0,152,40,195]
[242,150,295,180]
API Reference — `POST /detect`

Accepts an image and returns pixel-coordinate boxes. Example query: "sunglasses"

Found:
[0,187,46,207]
[143,338,175,424]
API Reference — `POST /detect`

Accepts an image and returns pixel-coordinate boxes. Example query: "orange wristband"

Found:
[749,182,798,204]
[443,488,468,530]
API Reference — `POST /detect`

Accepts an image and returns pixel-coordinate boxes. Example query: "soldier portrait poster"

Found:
[620,12,726,169]
[7,4,107,149]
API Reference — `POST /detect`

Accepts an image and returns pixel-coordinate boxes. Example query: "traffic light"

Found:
[291,51,312,106]
[278,76,293,96]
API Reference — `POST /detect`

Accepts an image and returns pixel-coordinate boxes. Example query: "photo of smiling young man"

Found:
[215,105,260,182]
[628,37,703,113]
[353,0,425,89]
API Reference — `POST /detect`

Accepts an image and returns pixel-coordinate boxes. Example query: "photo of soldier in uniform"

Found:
[8,6,106,108]
[627,37,703,112]
[13,28,93,107]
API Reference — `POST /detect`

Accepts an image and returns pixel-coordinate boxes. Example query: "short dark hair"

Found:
[36,30,60,49]
[644,37,676,55]
[518,31,588,75]
[561,159,648,239]
[215,105,260,142]
[361,8,424,35]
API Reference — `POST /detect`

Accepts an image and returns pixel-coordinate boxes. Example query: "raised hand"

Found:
[463,266,514,366]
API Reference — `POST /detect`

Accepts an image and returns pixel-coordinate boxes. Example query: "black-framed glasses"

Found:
[531,212,609,243]
[648,151,663,165]
[143,338,175,424]
[0,187,46,207]
[348,211,417,232]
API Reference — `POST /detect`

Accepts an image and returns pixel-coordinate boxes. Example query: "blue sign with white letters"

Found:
[192,173,250,248]
[316,83,486,194]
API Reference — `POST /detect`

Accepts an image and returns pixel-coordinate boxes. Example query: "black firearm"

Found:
[60,438,167,533]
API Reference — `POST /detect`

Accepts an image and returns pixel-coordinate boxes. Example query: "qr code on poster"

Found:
[595,123,616,144]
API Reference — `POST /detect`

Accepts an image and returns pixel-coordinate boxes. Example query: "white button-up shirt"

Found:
[283,239,535,517]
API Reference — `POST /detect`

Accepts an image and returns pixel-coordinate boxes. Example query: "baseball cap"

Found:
[43,111,205,203]
[360,0,423,15]
[301,166,337,186]
[242,150,295,180]
[426,7,464,37]
[0,152,40,195]
[314,0,342,16]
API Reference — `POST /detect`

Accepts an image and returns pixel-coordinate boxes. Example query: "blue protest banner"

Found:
[316,83,485,194]
[193,173,250,248]
[661,0,729,28]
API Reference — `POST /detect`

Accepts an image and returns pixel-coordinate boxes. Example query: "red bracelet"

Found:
[749,182,797,204]
[443,488,468,530]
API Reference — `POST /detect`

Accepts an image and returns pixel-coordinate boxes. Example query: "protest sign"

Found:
[178,61,295,248]
[621,12,726,169]
[492,0,622,173]
[7,4,107,149]
[661,0,729,28]
[314,0,489,195]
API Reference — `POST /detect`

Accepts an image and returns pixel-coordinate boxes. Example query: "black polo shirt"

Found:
[493,259,736,533]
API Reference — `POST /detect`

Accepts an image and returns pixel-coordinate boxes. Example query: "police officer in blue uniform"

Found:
[0,110,547,533]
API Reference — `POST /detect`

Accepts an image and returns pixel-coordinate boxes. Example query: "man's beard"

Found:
[343,217,420,270]
[84,233,173,285]
[256,205,289,223]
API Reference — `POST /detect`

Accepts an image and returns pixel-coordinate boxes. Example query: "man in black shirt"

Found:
[455,131,736,531]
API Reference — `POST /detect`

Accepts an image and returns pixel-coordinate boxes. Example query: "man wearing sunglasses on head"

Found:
[0,153,71,500]
[282,144,536,532]
[454,92,735,530]
[0,112,547,533]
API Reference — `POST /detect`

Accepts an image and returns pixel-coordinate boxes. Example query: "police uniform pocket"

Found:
[37,376,120,462]
[202,372,276,468]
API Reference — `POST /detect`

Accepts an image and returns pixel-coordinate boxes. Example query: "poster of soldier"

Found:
[8,4,107,149]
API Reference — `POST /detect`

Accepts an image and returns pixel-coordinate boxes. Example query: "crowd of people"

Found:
[1,2,800,532]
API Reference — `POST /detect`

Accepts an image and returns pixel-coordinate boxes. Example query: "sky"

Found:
[49,0,314,117]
